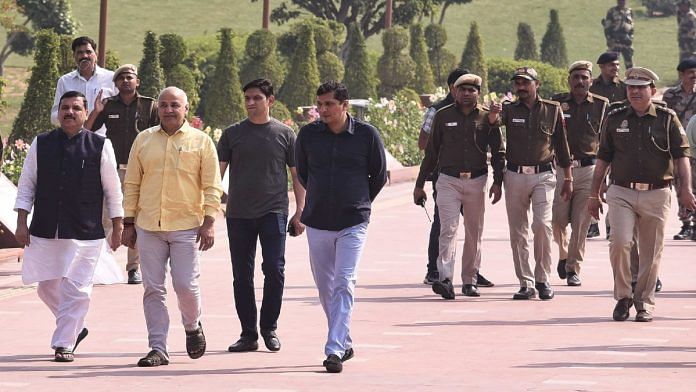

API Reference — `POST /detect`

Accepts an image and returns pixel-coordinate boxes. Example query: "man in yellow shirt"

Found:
[122,87,223,367]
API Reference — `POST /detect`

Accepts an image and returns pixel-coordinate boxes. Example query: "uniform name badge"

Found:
[616,119,629,133]
[446,122,458,126]
[512,118,525,124]
[108,114,120,119]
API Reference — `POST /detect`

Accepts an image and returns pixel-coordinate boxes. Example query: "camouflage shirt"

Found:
[603,6,634,47]
[662,83,696,125]
[678,8,696,59]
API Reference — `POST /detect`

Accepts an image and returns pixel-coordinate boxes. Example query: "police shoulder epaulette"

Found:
[539,97,561,106]
[651,99,668,107]
[435,103,455,114]
[607,104,629,116]
[550,92,570,102]
[589,92,609,103]
[655,104,677,116]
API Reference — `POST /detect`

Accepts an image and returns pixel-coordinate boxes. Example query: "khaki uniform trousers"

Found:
[504,170,556,288]
[552,165,594,274]
[102,166,140,271]
[435,174,486,285]
[607,185,670,312]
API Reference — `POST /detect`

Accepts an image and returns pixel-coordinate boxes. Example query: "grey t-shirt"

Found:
[217,118,296,219]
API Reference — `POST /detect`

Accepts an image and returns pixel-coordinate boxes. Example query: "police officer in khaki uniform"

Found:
[551,61,609,287]
[589,67,695,322]
[590,52,627,104]
[414,74,505,300]
[490,67,573,301]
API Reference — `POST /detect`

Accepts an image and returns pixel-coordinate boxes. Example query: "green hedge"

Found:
[486,57,566,98]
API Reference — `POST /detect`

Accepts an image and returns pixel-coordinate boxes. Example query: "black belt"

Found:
[612,180,671,191]
[506,162,553,174]
[440,167,488,179]
[571,157,596,168]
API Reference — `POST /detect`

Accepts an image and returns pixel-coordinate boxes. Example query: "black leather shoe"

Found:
[556,259,567,279]
[128,269,142,284]
[260,330,281,352]
[323,354,343,373]
[432,278,455,300]
[586,223,600,238]
[655,278,662,292]
[566,272,581,286]
[673,224,693,240]
[635,309,653,322]
[512,287,536,300]
[535,282,554,300]
[341,348,354,362]
[462,284,480,297]
[423,270,439,285]
[631,281,637,292]
[476,272,494,287]
[228,338,259,352]
[612,298,633,321]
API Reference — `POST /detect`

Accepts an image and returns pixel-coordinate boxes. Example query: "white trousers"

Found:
[37,278,92,350]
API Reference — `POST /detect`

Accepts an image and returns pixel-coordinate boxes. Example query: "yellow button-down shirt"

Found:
[123,121,223,231]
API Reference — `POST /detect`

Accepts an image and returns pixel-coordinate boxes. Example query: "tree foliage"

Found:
[424,23,457,87]
[159,33,187,70]
[540,9,568,68]
[0,0,78,75]
[10,29,60,142]
[459,22,488,93]
[408,24,436,94]
[240,29,287,89]
[343,23,377,99]
[159,33,199,110]
[278,24,320,111]
[203,28,245,129]
[378,27,415,97]
[514,22,539,61]
[487,57,566,98]
[138,31,165,99]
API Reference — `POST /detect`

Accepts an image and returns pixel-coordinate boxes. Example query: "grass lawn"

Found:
[0,0,686,138]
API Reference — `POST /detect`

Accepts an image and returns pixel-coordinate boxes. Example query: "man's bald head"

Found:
[158,86,189,134]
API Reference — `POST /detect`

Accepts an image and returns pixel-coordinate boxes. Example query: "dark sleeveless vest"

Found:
[30,129,106,240]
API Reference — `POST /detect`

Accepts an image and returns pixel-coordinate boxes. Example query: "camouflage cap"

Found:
[113,64,138,82]
[568,60,593,74]
[624,67,659,86]
[510,67,538,81]
[454,73,483,89]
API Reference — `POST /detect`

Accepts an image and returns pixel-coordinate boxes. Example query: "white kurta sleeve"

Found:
[51,78,66,126]
[13,137,39,213]
[100,138,124,218]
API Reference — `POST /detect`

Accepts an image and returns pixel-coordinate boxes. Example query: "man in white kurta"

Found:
[14,91,123,362]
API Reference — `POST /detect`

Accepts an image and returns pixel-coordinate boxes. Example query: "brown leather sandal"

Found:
[185,322,206,359]
[54,347,74,362]
[137,350,169,367]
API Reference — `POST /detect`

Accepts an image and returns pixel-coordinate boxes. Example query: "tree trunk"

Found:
[438,3,450,24]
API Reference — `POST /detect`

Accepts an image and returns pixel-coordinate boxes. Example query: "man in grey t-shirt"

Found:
[218,79,306,353]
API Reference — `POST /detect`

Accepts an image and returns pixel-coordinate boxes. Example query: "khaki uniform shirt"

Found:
[590,76,627,103]
[661,84,696,125]
[501,97,572,168]
[91,93,159,165]
[551,92,609,160]
[416,103,505,187]
[598,103,690,183]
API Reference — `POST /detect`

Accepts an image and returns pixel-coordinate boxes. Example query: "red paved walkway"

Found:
[1,180,695,391]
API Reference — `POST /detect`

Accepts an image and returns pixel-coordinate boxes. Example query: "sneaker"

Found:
[432,278,455,300]
[128,269,142,284]
[586,223,600,238]
[566,272,581,286]
[462,284,480,297]
[423,270,439,285]
[673,224,693,240]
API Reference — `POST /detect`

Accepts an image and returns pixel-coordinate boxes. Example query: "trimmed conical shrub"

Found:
[459,22,488,93]
[344,23,377,99]
[138,31,165,98]
[425,24,457,87]
[203,28,245,129]
[240,29,286,89]
[378,27,415,97]
[278,24,321,111]
[540,9,568,68]
[10,30,60,142]
[409,24,436,94]
[514,23,539,61]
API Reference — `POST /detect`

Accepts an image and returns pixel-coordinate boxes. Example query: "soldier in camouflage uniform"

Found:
[662,58,696,240]
[678,0,696,61]
[602,0,634,68]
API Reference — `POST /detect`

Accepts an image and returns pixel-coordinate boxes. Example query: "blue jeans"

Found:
[226,213,287,340]
[306,222,368,357]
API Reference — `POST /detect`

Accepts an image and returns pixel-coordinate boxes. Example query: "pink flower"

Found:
[283,119,295,127]
[189,116,203,130]
[14,139,26,150]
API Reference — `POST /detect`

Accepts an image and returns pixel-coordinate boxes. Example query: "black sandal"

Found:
[73,328,88,353]
[54,347,74,362]
[137,350,169,367]
[185,322,206,359]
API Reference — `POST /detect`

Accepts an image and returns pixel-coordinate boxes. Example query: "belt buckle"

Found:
[633,183,650,191]
[571,160,581,168]
[118,164,128,170]
[521,166,536,174]
[460,171,471,179]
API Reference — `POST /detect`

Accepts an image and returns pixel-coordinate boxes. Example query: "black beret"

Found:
[677,58,696,71]
[596,51,620,64]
